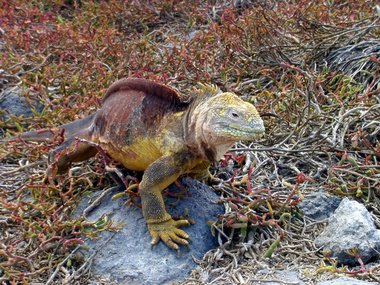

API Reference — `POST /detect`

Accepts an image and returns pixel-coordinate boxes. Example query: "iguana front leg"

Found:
[139,155,190,250]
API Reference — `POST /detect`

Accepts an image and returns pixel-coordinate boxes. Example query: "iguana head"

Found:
[203,92,265,140]
[187,84,265,160]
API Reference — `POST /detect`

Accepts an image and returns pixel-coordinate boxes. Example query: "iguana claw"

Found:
[148,218,190,250]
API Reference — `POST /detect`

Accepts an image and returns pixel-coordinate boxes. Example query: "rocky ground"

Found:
[1,1,380,284]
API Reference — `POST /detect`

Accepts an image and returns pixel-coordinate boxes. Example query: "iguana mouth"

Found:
[243,130,265,139]
[216,127,265,140]
[221,125,265,136]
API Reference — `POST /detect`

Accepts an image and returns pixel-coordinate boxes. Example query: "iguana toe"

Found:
[207,174,223,185]
[44,163,60,185]
[148,218,190,250]
[174,220,190,229]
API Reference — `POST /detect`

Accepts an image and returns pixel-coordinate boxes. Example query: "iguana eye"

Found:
[231,112,239,118]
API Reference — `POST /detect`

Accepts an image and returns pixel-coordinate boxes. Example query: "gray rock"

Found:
[315,198,380,265]
[0,86,43,119]
[324,40,380,93]
[317,277,379,285]
[76,177,224,285]
[299,190,342,221]
[255,270,305,285]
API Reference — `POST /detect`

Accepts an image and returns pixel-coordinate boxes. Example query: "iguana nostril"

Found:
[250,118,265,133]
[255,122,265,133]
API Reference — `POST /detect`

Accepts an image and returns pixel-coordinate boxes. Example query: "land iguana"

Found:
[16,78,265,251]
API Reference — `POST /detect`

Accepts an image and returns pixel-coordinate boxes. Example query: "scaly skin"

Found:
[15,78,265,251]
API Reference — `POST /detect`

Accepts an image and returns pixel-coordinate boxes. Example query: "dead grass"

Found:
[1,0,380,284]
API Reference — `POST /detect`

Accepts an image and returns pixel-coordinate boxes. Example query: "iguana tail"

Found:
[16,113,97,142]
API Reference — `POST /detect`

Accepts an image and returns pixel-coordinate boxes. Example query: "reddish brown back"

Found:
[102,78,181,105]
[92,78,187,146]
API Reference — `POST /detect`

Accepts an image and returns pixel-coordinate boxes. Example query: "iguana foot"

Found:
[147,218,190,250]
[43,163,59,185]
[206,174,223,185]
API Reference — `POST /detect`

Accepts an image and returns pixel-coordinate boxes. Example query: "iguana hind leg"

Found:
[46,129,97,183]
[187,161,222,184]
[139,155,190,250]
